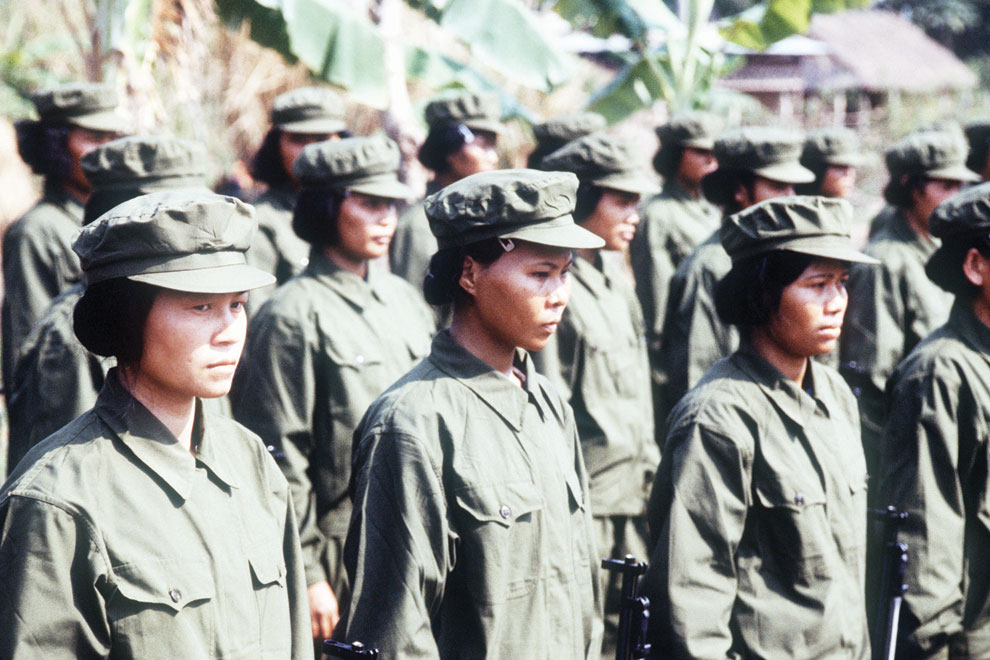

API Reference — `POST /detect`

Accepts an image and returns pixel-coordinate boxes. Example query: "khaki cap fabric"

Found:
[929,181,990,239]
[271,87,348,135]
[424,91,505,135]
[885,130,979,182]
[425,169,604,249]
[802,127,866,168]
[532,112,607,148]
[293,134,411,199]
[702,127,814,204]
[74,190,275,293]
[31,82,129,133]
[656,111,724,150]
[721,195,879,264]
[541,132,659,196]
[82,136,208,192]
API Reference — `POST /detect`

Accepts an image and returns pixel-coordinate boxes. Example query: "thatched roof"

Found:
[719,9,977,96]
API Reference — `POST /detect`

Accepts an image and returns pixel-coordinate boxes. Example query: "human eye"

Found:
[191,303,211,312]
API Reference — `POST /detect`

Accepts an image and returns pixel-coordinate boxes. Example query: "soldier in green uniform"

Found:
[630,111,722,432]
[231,135,436,643]
[655,127,814,429]
[878,182,990,659]
[249,86,350,307]
[0,190,313,659]
[527,111,606,169]
[795,127,866,198]
[389,91,503,290]
[840,129,978,479]
[337,169,604,659]
[3,82,127,391]
[644,195,877,660]
[540,133,659,655]
[6,135,218,470]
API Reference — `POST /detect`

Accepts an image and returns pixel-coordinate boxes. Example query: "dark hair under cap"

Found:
[653,111,723,179]
[926,181,990,294]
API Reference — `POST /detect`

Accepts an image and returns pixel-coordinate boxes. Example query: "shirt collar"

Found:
[427,329,546,431]
[948,297,990,356]
[885,209,940,258]
[303,250,388,309]
[571,252,611,296]
[44,182,85,222]
[95,370,240,500]
[733,342,835,428]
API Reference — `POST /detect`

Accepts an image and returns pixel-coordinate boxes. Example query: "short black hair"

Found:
[573,181,606,224]
[927,234,990,297]
[251,127,291,188]
[418,123,471,174]
[74,278,160,365]
[423,239,505,307]
[715,250,817,332]
[794,161,829,196]
[652,142,684,180]
[883,173,928,208]
[292,187,346,247]
[15,120,73,183]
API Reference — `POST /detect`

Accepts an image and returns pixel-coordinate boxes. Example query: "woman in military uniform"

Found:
[337,169,604,659]
[540,132,660,654]
[644,196,877,659]
[879,182,990,659]
[231,135,436,642]
[795,127,866,199]
[0,190,312,659]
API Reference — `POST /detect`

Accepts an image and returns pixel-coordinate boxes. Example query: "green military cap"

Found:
[532,112,606,150]
[31,82,129,133]
[541,132,659,196]
[885,129,979,182]
[293,134,412,199]
[926,182,990,291]
[964,120,990,173]
[721,195,879,264]
[702,127,814,205]
[82,135,207,192]
[425,169,604,250]
[656,111,724,151]
[271,86,348,135]
[802,127,866,169]
[424,91,505,135]
[74,190,275,293]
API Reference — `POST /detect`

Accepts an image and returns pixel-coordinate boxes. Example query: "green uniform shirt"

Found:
[1,184,85,390]
[0,370,313,660]
[644,344,869,660]
[631,182,721,353]
[551,253,657,515]
[231,252,435,590]
[246,185,310,309]
[840,211,952,475]
[6,283,232,473]
[656,229,738,428]
[338,329,603,660]
[389,194,435,288]
[879,299,990,657]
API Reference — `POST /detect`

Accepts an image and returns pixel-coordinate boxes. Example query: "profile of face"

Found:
[280,131,336,183]
[134,290,249,404]
[446,129,498,181]
[821,165,857,198]
[762,259,850,359]
[460,241,572,353]
[66,126,120,194]
[911,177,964,226]
[581,188,641,251]
[734,175,795,210]
[332,191,399,263]
[677,147,718,187]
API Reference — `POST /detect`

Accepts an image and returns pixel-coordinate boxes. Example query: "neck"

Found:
[576,247,599,265]
[971,294,990,329]
[434,171,459,189]
[323,246,368,278]
[61,179,89,205]
[903,205,931,240]
[749,329,809,385]
[119,368,198,452]
[674,175,702,199]
[449,310,519,383]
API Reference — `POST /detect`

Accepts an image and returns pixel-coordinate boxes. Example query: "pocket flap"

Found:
[249,549,287,588]
[113,559,216,613]
[754,477,826,512]
[455,481,544,527]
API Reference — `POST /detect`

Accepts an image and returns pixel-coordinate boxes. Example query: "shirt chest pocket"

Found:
[108,558,217,654]
[583,334,645,399]
[453,481,545,603]
[753,475,834,584]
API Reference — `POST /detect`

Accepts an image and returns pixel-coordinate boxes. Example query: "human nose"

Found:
[824,281,847,315]
[547,276,571,309]
[213,305,245,346]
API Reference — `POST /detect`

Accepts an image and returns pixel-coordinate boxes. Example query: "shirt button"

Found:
[795,493,805,505]
[169,588,182,603]
[354,354,365,365]
[499,505,511,519]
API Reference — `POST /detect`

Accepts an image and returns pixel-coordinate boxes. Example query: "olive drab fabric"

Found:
[643,344,870,660]
[80,135,207,191]
[540,133,660,196]
[271,87,348,135]
[337,330,603,660]
[422,91,505,137]
[840,210,954,474]
[231,254,436,591]
[31,81,129,133]
[292,134,411,199]
[1,184,85,390]
[246,184,310,308]
[529,112,607,165]
[879,300,990,658]
[0,371,314,660]
[801,127,867,170]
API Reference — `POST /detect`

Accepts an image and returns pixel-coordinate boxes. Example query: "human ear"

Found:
[458,255,480,298]
[962,247,988,287]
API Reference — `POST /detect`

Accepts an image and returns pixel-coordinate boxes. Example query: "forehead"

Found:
[799,258,850,276]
